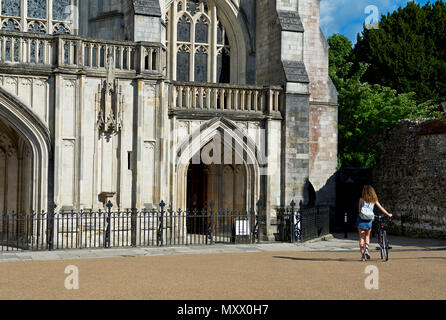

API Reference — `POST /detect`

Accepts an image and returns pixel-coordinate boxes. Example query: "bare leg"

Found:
[358,227,366,256]
[365,229,371,256]
[365,230,372,250]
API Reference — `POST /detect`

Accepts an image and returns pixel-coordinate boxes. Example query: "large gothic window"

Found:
[166,0,231,83]
[0,0,77,34]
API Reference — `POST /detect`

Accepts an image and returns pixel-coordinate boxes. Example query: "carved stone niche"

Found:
[96,48,123,141]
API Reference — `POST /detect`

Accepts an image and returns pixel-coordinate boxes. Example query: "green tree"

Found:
[328,33,353,83]
[352,1,446,103]
[328,34,444,168]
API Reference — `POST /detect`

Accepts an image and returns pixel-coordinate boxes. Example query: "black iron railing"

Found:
[0,200,263,252]
[276,201,330,243]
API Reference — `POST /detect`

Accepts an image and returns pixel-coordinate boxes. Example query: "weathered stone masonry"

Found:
[373,119,446,239]
[0,0,338,242]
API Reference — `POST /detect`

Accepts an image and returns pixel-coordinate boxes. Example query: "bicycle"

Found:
[375,215,392,261]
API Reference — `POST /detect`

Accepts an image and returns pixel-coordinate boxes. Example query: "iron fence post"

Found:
[131,208,137,247]
[105,201,113,248]
[158,200,165,246]
[209,201,214,245]
[47,203,56,251]
[290,200,296,243]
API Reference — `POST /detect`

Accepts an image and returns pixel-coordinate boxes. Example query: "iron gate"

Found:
[276,201,330,242]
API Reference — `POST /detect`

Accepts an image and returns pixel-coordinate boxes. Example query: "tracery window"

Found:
[166,0,231,83]
[0,0,77,34]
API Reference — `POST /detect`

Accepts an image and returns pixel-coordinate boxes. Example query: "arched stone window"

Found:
[0,0,77,34]
[166,0,231,83]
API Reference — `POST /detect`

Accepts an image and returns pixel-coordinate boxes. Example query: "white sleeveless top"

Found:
[361,200,375,211]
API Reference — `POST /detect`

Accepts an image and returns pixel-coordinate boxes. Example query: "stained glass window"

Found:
[195,17,208,43]
[53,0,71,21]
[217,23,223,44]
[169,0,231,83]
[1,0,76,34]
[28,0,47,19]
[195,47,207,83]
[177,15,190,42]
[53,23,70,34]
[2,19,20,31]
[28,21,46,33]
[2,0,20,17]
[177,49,190,82]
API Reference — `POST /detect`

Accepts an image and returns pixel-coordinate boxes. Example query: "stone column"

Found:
[256,0,311,207]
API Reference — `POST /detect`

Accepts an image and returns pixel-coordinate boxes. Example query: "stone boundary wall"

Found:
[372,119,446,239]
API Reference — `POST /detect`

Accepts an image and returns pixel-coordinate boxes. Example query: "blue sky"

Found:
[320,0,432,43]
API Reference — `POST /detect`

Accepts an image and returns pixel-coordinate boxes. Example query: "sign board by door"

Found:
[235,219,250,235]
[234,219,251,244]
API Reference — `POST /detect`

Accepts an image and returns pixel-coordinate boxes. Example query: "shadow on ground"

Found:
[273,255,446,262]
[331,232,446,248]
[273,256,359,262]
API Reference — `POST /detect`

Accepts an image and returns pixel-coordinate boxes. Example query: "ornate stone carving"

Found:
[96,49,123,140]
[5,77,17,85]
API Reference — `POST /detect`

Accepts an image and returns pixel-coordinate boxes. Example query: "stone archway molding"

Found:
[0,87,52,212]
[175,116,264,209]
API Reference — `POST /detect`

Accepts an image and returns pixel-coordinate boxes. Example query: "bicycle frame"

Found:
[376,215,391,261]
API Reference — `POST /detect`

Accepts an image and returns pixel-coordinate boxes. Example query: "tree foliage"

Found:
[328,34,444,169]
[352,1,446,103]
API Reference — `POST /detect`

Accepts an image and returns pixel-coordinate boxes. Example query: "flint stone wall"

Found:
[373,119,446,239]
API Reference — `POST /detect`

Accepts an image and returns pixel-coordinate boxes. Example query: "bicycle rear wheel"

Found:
[382,230,389,261]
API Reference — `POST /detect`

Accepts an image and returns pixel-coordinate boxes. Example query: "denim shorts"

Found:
[355,215,373,230]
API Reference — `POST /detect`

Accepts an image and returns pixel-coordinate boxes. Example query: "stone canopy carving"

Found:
[96,49,123,140]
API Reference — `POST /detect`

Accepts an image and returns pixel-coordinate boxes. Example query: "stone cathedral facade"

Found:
[0,0,337,239]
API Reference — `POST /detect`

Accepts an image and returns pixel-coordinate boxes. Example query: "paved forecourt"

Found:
[1,233,446,300]
[0,250,445,300]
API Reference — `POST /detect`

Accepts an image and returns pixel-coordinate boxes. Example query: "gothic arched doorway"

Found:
[0,87,51,247]
[176,118,262,212]
[186,163,246,211]
[0,117,33,213]
[186,161,247,234]
[0,117,33,243]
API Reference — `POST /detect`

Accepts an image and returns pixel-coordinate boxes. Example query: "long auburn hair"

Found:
[362,185,378,204]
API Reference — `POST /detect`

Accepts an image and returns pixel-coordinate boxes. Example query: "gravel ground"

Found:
[0,249,445,300]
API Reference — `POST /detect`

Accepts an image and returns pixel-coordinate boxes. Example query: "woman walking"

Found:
[356,185,392,261]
